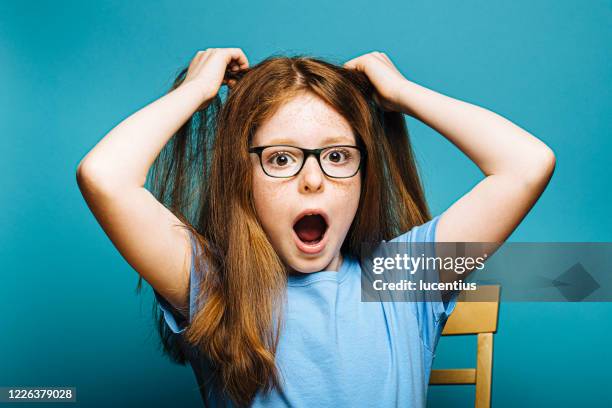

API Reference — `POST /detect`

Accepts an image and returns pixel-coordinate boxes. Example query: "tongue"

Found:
[294,215,326,242]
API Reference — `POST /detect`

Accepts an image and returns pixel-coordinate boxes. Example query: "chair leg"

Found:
[475,333,493,408]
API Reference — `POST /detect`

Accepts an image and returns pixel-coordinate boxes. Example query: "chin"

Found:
[287,251,335,274]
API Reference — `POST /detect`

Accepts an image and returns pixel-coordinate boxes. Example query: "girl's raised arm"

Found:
[76,48,249,314]
[345,52,555,245]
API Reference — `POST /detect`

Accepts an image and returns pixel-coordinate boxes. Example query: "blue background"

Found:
[1,0,610,406]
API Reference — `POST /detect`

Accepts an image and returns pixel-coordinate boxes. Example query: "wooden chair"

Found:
[429,285,501,408]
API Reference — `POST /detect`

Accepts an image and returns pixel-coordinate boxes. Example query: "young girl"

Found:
[76,48,555,407]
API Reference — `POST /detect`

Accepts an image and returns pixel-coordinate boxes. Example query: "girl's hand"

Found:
[344,51,409,112]
[181,47,249,104]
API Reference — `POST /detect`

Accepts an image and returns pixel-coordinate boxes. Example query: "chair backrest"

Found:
[429,285,501,408]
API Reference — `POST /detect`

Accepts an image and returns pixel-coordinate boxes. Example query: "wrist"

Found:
[396,79,425,117]
[176,79,215,108]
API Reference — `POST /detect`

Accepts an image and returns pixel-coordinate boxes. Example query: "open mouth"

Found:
[293,213,328,245]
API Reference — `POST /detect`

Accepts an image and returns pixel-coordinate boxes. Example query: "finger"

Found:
[224,48,249,69]
[372,52,387,63]
[343,56,365,70]
[189,50,205,68]
[192,49,214,72]
[379,52,393,65]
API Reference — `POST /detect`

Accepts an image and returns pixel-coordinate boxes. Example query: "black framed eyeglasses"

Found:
[248,144,366,179]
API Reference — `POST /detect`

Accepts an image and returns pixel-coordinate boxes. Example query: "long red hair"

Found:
[139,55,431,406]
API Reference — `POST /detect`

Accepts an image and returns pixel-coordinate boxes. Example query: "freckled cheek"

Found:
[329,178,362,228]
[252,176,293,235]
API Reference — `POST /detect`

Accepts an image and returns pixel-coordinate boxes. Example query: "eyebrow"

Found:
[266,135,356,146]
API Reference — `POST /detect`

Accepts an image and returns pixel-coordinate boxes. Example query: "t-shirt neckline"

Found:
[286,253,353,287]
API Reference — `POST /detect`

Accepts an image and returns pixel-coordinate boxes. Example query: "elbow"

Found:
[76,156,98,194]
[76,155,142,198]
[522,145,556,188]
[535,145,556,179]
[76,156,116,197]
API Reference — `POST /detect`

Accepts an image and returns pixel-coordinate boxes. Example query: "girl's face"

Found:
[251,92,362,274]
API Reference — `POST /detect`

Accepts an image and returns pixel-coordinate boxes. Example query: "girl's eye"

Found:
[267,152,297,167]
[323,148,351,164]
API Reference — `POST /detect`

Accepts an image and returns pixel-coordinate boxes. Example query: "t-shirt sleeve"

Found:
[153,231,202,334]
[388,213,459,352]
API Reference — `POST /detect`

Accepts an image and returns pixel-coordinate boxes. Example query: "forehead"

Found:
[252,92,356,147]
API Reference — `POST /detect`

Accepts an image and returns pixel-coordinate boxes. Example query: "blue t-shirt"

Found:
[154,213,457,407]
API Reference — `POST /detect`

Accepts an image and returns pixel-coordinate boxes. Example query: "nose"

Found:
[298,155,324,193]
